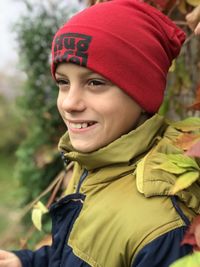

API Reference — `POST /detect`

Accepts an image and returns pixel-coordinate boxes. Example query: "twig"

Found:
[184,32,195,44]
[46,172,66,208]
[174,21,188,26]
[19,162,74,219]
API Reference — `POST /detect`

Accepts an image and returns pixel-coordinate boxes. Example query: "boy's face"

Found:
[56,63,142,153]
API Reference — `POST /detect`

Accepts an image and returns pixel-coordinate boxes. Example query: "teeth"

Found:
[81,123,88,128]
[75,123,82,129]
[70,122,94,129]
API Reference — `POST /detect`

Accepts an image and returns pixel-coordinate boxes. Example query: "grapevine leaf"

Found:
[153,161,186,174]
[169,60,176,72]
[170,252,200,267]
[186,0,200,7]
[167,154,200,170]
[170,117,200,131]
[182,216,200,251]
[177,0,187,14]
[175,134,200,151]
[34,201,48,213]
[32,208,43,231]
[171,171,199,194]
[32,201,48,231]
[186,140,200,158]
[188,85,200,110]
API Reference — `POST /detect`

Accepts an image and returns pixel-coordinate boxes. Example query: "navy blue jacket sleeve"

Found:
[13,246,50,267]
[132,227,193,267]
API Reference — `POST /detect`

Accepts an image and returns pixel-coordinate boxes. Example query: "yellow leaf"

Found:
[153,161,186,174]
[169,60,176,72]
[186,0,200,7]
[171,117,200,131]
[170,252,200,267]
[178,0,187,14]
[171,171,199,194]
[34,201,48,213]
[32,208,43,231]
[32,201,48,231]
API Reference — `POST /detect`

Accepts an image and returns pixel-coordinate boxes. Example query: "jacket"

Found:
[14,114,200,267]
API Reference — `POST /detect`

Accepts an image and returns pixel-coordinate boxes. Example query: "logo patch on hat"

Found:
[53,33,92,67]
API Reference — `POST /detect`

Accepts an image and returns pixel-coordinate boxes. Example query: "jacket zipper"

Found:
[76,168,88,193]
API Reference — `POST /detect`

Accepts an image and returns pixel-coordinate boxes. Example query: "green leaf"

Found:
[170,117,200,131]
[31,201,48,231]
[153,161,186,174]
[167,154,200,170]
[171,171,199,194]
[170,252,200,267]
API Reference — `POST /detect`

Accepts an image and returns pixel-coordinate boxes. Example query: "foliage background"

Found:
[0,0,199,250]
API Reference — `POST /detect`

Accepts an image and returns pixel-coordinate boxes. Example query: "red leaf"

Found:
[186,140,200,158]
[182,216,200,251]
[175,133,200,151]
[188,85,200,111]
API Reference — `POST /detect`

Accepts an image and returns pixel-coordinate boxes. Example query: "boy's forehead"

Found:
[55,63,103,78]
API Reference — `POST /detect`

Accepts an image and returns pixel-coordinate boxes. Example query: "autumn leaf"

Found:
[170,252,200,267]
[167,154,200,169]
[182,216,200,251]
[186,140,200,158]
[170,117,200,132]
[186,0,200,7]
[178,0,187,14]
[153,161,186,174]
[152,152,200,193]
[171,171,199,194]
[188,85,200,111]
[174,134,200,151]
[32,201,48,231]
[169,60,176,72]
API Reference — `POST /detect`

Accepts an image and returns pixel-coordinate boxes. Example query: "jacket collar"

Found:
[58,114,166,171]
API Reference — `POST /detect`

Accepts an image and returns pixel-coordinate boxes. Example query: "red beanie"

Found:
[51,0,186,113]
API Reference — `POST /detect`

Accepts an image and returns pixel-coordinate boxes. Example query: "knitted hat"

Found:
[51,0,186,113]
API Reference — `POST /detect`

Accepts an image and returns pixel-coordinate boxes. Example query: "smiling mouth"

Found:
[69,121,96,129]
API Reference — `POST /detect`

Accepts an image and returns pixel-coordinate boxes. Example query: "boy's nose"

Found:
[61,86,86,113]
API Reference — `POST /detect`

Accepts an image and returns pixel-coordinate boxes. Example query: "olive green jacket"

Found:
[57,114,200,267]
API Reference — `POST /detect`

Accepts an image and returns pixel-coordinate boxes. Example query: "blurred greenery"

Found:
[0,153,23,238]
[14,1,67,208]
[0,0,78,248]
[0,95,26,152]
[0,94,26,244]
[0,151,24,249]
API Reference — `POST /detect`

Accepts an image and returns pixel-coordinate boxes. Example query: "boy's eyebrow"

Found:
[55,69,99,78]
[55,71,67,77]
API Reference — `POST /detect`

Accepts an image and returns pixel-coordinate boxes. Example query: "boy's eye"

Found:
[56,79,69,87]
[89,79,105,86]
